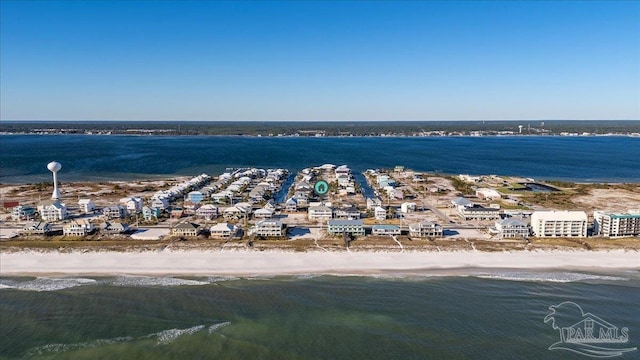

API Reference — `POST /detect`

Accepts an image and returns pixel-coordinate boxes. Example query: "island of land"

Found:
[1,163,638,276]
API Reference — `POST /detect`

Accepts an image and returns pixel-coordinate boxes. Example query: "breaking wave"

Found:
[23,322,231,356]
[0,277,97,292]
[473,272,628,283]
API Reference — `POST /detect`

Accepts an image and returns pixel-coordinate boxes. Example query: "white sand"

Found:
[1,250,637,276]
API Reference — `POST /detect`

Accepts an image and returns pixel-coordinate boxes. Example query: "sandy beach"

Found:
[1,249,638,276]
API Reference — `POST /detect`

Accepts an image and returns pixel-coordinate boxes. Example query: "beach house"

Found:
[333,205,361,220]
[187,191,205,203]
[494,218,529,239]
[254,208,274,219]
[38,201,68,221]
[63,219,95,237]
[209,222,237,239]
[12,205,37,221]
[20,221,52,235]
[252,219,285,238]
[372,224,401,236]
[142,206,162,221]
[285,197,298,212]
[308,205,333,220]
[374,206,387,221]
[120,197,143,213]
[100,221,129,234]
[196,204,218,220]
[171,222,199,237]
[102,205,127,219]
[409,221,443,238]
[78,199,96,214]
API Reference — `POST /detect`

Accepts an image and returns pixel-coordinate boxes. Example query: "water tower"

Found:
[518,125,523,134]
[47,161,62,200]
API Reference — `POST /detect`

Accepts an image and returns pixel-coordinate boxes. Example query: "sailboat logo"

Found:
[545,301,637,358]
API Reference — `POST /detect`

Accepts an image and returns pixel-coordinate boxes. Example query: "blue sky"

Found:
[1,0,638,121]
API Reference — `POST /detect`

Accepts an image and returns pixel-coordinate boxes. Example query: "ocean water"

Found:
[1,135,639,183]
[1,271,639,360]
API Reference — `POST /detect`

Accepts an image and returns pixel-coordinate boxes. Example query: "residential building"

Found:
[366,197,382,210]
[151,198,169,210]
[400,202,417,213]
[333,205,360,220]
[78,199,96,214]
[12,205,37,221]
[372,224,400,236]
[120,197,143,213]
[183,201,199,215]
[100,221,129,234]
[308,205,333,220]
[172,222,199,237]
[593,211,640,238]
[495,218,529,239]
[254,208,274,219]
[38,201,68,221]
[451,197,474,209]
[409,221,443,238]
[530,211,588,238]
[187,191,205,203]
[103,205,127,219]
[20,221,51,235]
[285,197,298,212]
[209,222,237,238]
[374,206,387,221]
[63,220,94,236]
[142,206,162,221]
[327,219,365,236]
[196,204,218,220]
[223,206,244,220]
[252,219,285,237]
[458,206,501,221]
[476,188,502,200]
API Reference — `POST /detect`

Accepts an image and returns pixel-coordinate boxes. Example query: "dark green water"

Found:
[1,272,639,359]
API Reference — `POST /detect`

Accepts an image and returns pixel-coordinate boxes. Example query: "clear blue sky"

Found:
[1,0,638,121]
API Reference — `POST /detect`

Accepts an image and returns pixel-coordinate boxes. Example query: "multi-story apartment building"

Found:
[530,211,587,237]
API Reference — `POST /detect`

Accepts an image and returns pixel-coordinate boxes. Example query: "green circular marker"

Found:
[314,180,329,196]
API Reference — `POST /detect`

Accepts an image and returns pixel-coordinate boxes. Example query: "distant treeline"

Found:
[1,120,639,136]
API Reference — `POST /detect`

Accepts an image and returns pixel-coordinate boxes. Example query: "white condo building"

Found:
[593,210,640,238]
[530,211,587,238]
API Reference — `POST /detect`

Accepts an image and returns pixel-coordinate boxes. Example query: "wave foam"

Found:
[111,276,210,287]
[25,337,133,356]
[208,322,231,334]
[0,277,97,292]
[474,272,627,283]
[156,325,205,345]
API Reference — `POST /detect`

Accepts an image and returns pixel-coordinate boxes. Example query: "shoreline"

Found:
[1,249,638,277]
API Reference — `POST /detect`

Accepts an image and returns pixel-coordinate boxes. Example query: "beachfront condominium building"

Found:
[530,211,588,238]
[495,218,530,239]
[457,206,501,221]
[327,219,365,237]
[593,211,640,238]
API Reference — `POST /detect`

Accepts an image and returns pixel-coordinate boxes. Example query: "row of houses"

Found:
[20,220,129,236]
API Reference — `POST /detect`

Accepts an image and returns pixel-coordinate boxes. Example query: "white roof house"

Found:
[374,206,387,221]
[209,222,237,238]
[78,198,95,213]
[476,188,502,200]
